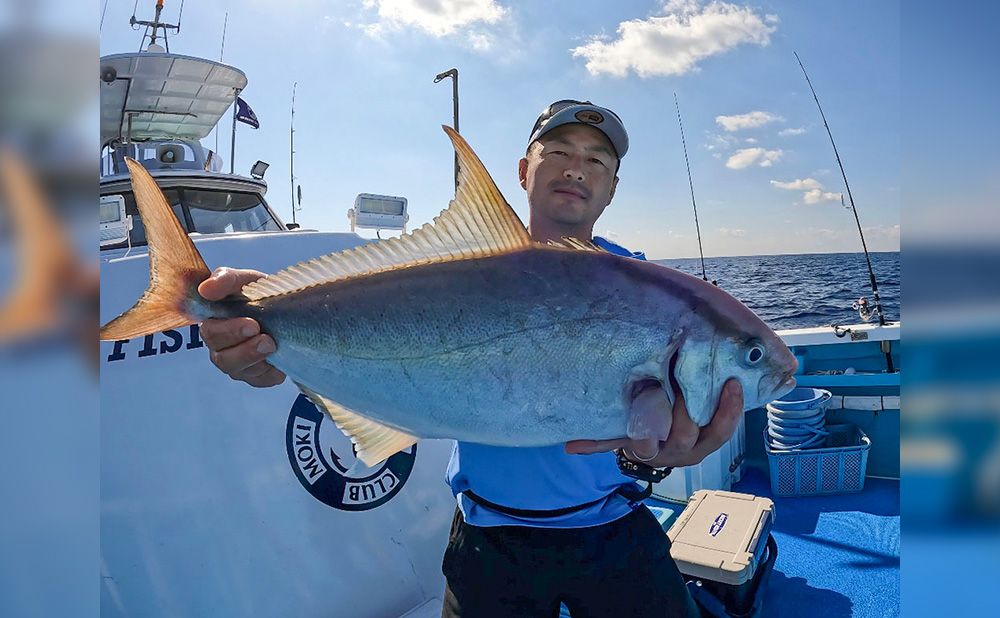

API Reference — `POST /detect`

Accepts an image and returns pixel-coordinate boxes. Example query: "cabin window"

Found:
[184,189,281,234]
[101,187,281,249]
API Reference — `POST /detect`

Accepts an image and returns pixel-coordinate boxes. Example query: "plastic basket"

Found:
[764,424,871,497]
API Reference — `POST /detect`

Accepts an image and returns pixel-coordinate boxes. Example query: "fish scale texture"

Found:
[252,251,670,444]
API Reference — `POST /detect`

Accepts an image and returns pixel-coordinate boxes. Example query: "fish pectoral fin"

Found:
[295,382,418,468]
[242,126,533,302]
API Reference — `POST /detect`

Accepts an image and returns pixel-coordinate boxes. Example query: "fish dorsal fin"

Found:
[296,382,418,467]
[547,237,606,252]
[243,126,532,301]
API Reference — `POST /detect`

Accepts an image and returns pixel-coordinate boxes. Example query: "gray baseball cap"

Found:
[527,99,629,159]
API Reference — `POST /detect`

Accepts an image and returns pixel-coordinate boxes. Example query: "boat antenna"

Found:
[219,11,229,61]
[215,11,229,157]
[100,0,111,32]
[131,0,182,52]
[673,93,711,284]
[290,82,298,225]
[794,52,894,371]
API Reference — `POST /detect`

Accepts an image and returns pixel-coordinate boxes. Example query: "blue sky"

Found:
[100,0,900,259]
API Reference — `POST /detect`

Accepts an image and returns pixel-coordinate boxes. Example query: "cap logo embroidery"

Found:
[575,110,604,124]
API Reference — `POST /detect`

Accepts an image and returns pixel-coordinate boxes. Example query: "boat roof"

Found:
[100,52,248,145]
[99,169,267,193]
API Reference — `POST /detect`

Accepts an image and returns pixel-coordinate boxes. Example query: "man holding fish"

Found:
[193,100,763,617]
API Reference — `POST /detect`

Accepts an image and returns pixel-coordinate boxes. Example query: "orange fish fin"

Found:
[296,382,418,467]
[99,158,210,340]
[242,126,533,301]
[0,149,77,341]
[546,237,607,252]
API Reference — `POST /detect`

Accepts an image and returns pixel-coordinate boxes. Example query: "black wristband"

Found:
[615,449,673,483]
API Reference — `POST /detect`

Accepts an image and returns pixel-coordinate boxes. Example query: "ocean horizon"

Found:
[652,251,900,330]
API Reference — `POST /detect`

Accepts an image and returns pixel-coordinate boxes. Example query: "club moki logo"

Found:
[285,394,416,511]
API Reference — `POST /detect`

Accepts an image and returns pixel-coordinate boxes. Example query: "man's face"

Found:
[519,124,619,232]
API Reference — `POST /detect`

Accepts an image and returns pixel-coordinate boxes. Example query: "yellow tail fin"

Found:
[0,149,77,342]
[99,158,210,341]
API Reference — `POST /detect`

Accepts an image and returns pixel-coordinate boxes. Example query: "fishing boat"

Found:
[98,5,899,617]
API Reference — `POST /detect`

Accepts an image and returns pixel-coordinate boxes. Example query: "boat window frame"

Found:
[99,184,283,251]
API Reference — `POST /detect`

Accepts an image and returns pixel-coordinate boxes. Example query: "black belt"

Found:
[461,450,672,519]
[462,482,654,519]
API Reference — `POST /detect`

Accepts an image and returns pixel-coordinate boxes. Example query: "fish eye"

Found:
[745,344,765,365]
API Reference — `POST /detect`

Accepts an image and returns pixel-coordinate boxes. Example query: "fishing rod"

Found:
[290,82,299,226]
[794,52,894,372]
[673,93,712,284]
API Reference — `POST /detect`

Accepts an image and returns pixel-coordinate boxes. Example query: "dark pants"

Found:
[441,505,699,618]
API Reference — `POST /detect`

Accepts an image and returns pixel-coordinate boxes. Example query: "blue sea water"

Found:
[652,252,900,330]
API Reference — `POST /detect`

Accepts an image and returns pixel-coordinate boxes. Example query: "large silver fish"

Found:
[100,127,797,466]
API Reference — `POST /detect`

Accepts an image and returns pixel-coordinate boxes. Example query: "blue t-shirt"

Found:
[446,236,648,528]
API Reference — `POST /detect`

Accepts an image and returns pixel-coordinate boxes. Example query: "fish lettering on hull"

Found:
[105,324,205,362]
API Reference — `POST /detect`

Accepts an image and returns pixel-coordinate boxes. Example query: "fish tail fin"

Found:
[99,158,211,341]
[0,148,77,341]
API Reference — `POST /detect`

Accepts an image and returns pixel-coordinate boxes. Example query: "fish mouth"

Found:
[780,374,797,394]
[761,372,797,401]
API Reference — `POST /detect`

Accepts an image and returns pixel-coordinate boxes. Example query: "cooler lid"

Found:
[667,490,774,585]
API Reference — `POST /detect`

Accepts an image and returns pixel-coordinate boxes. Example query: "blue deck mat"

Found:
[728,467,900,618]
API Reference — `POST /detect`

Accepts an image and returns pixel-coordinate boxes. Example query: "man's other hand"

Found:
[564,379,743,468]
[197,267,286,388]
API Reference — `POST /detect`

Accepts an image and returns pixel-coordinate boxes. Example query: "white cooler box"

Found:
[653,415,746,502]
[667,490,777,618]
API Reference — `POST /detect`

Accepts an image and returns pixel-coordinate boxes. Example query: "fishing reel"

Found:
[852,296,880,322]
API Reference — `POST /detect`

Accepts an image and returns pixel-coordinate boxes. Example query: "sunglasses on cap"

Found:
[529,99,624,137]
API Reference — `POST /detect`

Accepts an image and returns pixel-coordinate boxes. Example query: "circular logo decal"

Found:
[575,109,604,124]
[286,394,416,511]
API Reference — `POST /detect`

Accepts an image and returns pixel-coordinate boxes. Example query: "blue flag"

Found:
[235,96,259,129]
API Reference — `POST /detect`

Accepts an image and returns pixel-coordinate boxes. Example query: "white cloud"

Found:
[745,137,758,144]
[779,127,807,137]
[571,1,778,78]
[715,111,782,132]
[771,177,841,204]
[803,188,843,204]
[719,227,746,238]
[726,147,782,169]
[865,224,901,242]
[770,178,821,191]
[360,0,507,39]
[466,31,495,51]
[704,133,739,151]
